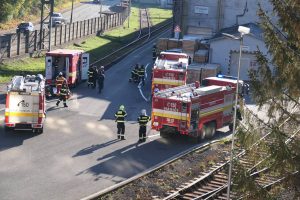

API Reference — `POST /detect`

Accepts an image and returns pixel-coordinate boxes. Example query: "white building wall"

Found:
[210,36,268,80]
[185,0,273,34]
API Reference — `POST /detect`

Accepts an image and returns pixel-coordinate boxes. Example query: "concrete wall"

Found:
[178,0,273,36]
[209,35,269,80]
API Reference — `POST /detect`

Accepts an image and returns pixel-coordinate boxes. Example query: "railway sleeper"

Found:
[210,180,227,186]
[214,174,228,180]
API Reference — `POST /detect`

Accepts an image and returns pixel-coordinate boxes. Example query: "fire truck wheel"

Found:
[206,122,216,139]
[37,128,43,134]
[160,130,170,138]
[4,126,13,133]
[200,126,206,140]
[229,123,233,132]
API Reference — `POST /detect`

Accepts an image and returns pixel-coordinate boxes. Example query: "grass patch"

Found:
[0,57,45,83]
[0,5,172,83]
[148,7,172,26]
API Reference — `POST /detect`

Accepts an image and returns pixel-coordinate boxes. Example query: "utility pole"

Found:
[99,0,103,18]
[39,0,54,52]
[70,0,74,24]
[127,0,131,28]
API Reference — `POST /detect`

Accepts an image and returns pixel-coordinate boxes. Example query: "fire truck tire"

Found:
[229,123,233,132]
[4,126,13,133]
[160,130,170,138]
[206,122,216,139]
[37,128,43,134]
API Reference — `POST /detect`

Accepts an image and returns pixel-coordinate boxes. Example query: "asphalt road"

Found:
[0,0,120,36]
[0,30,231,200]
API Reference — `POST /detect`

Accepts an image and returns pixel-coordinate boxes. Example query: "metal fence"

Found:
[0,7,128,60]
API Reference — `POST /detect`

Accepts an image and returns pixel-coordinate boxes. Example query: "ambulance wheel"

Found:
[206,122,216,139]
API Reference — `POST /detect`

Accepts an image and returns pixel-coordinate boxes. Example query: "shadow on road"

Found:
[0,127,37,151]
[73,139,120,157]
[75,130,231,182]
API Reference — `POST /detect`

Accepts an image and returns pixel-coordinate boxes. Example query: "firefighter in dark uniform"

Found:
[97,67,105,93]
[87,66,95,88]
[92,66,97,89]
[137,109,151,142]
[115,105,127,140]
[152,44,157,61]
[138,65,145,85]
[56,82,69,107]
[130,64,139,83]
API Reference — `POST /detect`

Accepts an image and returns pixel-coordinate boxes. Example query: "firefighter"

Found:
[56,82,69,108]
[138,65,145,85]
[115,105,127,140]
[55,72,66,95]
[97,68,105,93]
[87,66,95,88]
[92,66,97,89]
[152,44,157,61]
[130,64,139,83]
[137,109,151,142]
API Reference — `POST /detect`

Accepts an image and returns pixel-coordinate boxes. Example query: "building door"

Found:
[229,52,253,80]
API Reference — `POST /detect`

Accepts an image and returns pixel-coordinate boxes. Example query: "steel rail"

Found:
[89,19,172,67]
[81,139,224,200]
[163,107,299,200]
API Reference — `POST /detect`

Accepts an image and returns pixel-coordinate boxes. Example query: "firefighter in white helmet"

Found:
[137,109,151,142]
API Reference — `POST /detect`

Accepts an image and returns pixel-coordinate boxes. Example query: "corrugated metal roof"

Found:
[211,23,263,41]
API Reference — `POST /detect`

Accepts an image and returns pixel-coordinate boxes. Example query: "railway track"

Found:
[90,8,171,69]
[162,107,300,200]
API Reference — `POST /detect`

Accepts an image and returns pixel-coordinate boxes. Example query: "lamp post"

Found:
[222,25,250,199]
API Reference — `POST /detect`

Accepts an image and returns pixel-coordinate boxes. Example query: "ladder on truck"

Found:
[8,74,45,93]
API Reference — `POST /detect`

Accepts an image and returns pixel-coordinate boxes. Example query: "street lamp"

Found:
[222,25,250,199]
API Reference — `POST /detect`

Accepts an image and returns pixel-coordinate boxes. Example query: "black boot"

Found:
[56,101,60,106]
[64,103,68,107]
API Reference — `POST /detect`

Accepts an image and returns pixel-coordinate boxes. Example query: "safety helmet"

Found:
[141,109,146,115]
[59,72,63,76]
[119,105,125,110]
[101,66,104,69]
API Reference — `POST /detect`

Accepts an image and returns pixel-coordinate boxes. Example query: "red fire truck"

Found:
[152,51,189,93]
[45,49,89,95]
[151,80,235,141]
[202,76,244,95]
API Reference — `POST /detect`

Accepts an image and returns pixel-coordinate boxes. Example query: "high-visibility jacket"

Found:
[60,87,69,96]
[138,68,145,77]
[138,115,151,126]
[56,76,66,86]
[88,69,94,78]
[132,68,138,75]
[115,110,127,123]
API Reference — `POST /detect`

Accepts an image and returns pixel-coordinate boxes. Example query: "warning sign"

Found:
[174,25,181,33]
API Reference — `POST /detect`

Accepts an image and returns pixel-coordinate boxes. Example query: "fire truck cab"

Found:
[45,49,89,94]
[152,51,189,93]
[5,75,46,133]
[151,81,235,141]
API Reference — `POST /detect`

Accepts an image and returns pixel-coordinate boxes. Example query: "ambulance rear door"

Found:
[45,56,52,80]
[81,53,89,80]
